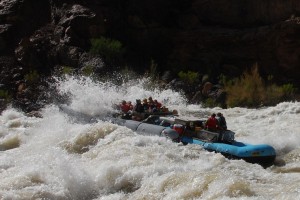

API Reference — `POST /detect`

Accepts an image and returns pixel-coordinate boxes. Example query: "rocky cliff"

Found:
[0,0,300,110]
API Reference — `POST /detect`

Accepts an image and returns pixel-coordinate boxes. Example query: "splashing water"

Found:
[56,76,187,118]
[0,76,299,199]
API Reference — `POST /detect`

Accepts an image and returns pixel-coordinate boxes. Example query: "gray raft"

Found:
[110,118,179,141]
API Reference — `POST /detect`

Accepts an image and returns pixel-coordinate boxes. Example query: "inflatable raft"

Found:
[111,115,276,167]
[59,104,276,167]
[181,136,276,167]
[110,117,179,141]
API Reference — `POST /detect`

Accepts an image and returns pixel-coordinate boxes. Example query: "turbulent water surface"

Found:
[0,76,299,200]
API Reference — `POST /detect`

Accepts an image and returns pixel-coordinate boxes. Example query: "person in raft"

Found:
[205,113,219,132]
[216,112,227,130]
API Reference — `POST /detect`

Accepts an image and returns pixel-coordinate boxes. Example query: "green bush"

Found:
[281,83,296,97]
[24,70,39,83]
[204,98,214,107]
[224,65,297,107]
[81,65,95,77]
[61,66,74,75]
[0,90,11,102]
[90,37,124,64]
[178,70,199,85]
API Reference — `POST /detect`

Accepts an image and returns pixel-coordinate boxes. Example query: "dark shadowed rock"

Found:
[161,71,173,83]
[0,56,23,86]
[56,45,83,68]
[56,4,96,47]
[0,0,300,111]
[0,0,51,52]
[202,82,213,97]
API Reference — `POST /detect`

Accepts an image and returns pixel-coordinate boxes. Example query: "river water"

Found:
[0,76,299,199]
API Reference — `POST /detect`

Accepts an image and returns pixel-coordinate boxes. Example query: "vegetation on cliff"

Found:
[90,37,124,67]
[222,65,297,108]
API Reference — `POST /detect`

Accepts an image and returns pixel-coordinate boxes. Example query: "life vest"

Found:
[217,116,227,130]
[155,101,162,108]
[120,104,130,113]
[127,103,133,110]
[142,102,149,111]
[206,117,218,130]
[134,103,144,113]
[173,124,184,134]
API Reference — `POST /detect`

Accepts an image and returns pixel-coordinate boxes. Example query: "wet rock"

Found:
[79,52,104,72]
[0,0,51,52]
[202,82,213,97]
[26,110,42,118]
[56,45,83,67]
[161,70,174,83]
[57,4,96,47]
[190,91,204,104]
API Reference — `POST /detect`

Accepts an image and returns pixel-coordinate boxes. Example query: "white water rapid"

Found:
[0,76,299,199]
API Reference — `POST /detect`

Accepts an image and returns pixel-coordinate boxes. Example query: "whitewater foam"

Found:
[0,76,299,199]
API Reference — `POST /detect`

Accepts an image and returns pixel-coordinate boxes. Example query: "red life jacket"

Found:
[206,117,218,130]
[120,104,130,113]
[128,103,133,110]
[155,102,162,108]
[173,124,184,134]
